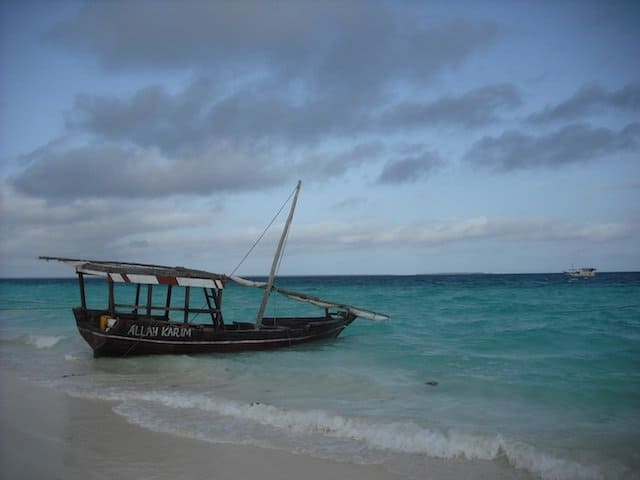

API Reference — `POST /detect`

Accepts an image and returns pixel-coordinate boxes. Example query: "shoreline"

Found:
[0,369,533,480]
[0,369,407,480]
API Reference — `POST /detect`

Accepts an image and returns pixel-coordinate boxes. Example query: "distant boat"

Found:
[564,267,596,278]
[40,181,388,357]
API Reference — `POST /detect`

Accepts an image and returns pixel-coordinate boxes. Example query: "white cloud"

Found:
[288,216,635,250]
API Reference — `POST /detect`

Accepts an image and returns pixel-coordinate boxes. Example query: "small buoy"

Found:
[425,380,439,386]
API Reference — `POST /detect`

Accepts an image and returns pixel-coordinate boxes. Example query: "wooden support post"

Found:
[204,288,216,326]
[108,280,115,315]
[146,284,153,316]
[78,272,87,310]
[165,285,172,320]
[184,286,190,324]
[214,289,223,327]
[134,284,141,315]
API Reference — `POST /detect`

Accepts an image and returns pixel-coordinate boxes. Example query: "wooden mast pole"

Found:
[256,180,301,327]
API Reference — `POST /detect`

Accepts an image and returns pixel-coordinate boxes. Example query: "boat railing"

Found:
[114,303,221,319]
[112,302,221,317]
[81,275,224,326]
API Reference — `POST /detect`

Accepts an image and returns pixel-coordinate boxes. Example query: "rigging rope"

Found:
[190,185,299,321]
[230,185,298,276]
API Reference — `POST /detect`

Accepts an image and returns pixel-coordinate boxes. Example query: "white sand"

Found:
[0,370,529,480]
[0,370,408,480]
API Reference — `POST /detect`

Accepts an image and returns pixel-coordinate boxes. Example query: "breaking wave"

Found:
[26,335,65,349]
[74,388,607,480]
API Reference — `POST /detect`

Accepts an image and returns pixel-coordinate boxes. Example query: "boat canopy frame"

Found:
[40,257,226,327]
[40,256,390,323]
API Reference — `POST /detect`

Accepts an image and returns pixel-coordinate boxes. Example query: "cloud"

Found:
[3,163,637,276]
[10,138,390,201]
[332,197,367,210]
[0,178,223,264]
[465,122,640,171]
[68,80,521,159]
[46,0,499,133]
[45,1,353,72]
[47,2,498,84]
[528,83,640,123]
[380,84,521,129]
[27,1,505,201]
[11,141,287,199]
[377,151,443,185]
[302,142,385,179]
[311,17,499,101]
[67,80,353,151]
[61,11,502,151]
[284,216,635,252]
[67,80,215,155]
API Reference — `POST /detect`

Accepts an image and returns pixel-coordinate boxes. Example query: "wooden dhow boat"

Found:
[40,182,388,357]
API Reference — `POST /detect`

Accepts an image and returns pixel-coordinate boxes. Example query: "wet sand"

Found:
[0,370,530,480]
[0,370,408,480]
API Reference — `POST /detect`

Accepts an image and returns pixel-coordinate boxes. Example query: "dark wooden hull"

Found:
[73,308,355,357]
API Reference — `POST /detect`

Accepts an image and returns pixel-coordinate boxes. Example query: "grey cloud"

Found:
[71,81,378,155]
[69,81,518,157]
[12,142,287,200]
[465,122,640,171]
[377,151,442,185]
[332,197,367,210]
[312,17,498,100]
[67,80,214,155]
[46,1,347,72]
[47,1,498,100]
[69,82,321,153]
[0,178,224,266]
[48,1,500,161]
[380,84,521,129]
[204,91,362,144]
[303,142,386,179]
[528,83,640,123]
[12,138,390,201]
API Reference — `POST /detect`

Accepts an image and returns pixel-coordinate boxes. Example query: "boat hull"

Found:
[564,268,596,278]
[73,308,355,357]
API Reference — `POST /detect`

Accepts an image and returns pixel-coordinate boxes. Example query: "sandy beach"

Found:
[0,370,410,480]
[0,369,532,480]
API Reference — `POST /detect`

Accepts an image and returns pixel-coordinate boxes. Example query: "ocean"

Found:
[1,273,638,479]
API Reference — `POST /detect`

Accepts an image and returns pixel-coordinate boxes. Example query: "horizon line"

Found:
[1,270,639,281]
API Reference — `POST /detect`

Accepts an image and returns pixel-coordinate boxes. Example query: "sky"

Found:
[1,0,639,277]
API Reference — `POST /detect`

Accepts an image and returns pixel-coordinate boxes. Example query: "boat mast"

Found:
[256,180,301,327]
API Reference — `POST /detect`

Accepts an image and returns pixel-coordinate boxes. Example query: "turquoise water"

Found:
[1,273,639,479]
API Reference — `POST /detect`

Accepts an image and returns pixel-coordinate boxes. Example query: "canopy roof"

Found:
[39,256,225,289]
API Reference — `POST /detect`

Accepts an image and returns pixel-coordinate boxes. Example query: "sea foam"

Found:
[78,388,605,480]
[26,335,64,349]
